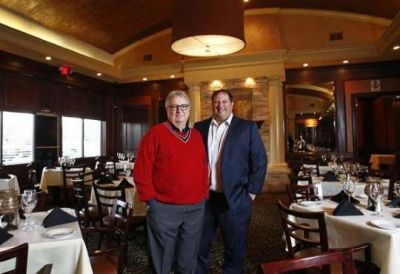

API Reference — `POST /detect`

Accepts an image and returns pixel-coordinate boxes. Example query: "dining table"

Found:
[89,176,147,217]
[0,209,93,274]
[299,176,390,200]
[95,161,134,171]
[39,167,93,193]
[299,164,390,199]
[291,198,400,274]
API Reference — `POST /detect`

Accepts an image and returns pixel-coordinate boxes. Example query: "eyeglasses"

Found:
[168,104,190,111]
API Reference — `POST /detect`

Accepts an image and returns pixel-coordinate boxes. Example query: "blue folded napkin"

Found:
[388,197,400,208]
[118,178,133,188]
[333,201,363,216]
[330,191,360,204]
[43,207,77,228]
[323,171,337,181]
[0,228,13,244]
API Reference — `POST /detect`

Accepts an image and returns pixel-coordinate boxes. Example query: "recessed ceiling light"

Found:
[96,72,102,77]
[142,77,148,81]
[243,0,249,2]
[303,63,308,67]
[342,60,349,64]
[45,56,52,61]
[393,45,400,51]
[170,75,175,78]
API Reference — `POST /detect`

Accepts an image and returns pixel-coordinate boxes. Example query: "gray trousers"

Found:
[147,200,205,274]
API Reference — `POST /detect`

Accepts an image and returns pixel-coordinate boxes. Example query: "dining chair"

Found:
[72,178,102,227]
[93,179,147,245]
[83,199,133,274]
[93,181,127,226]
[302,156,320,177]
[276,200,380,274]
[285,183,320,204]
[62,166,85,206]
[0,242,28,274]
[26,162,38,189]
[260,249,356,274]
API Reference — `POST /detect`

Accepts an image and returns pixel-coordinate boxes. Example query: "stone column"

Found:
[268,76,288,171]
[187,83,201,125]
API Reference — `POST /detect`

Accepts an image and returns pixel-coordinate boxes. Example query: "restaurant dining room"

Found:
[0,0,399,273]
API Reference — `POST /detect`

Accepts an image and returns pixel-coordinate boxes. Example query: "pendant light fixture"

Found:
[171,0,246,57]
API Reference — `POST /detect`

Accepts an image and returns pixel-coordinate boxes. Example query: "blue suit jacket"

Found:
[194,116,268,210]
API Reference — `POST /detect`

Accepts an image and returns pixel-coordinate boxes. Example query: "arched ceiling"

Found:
[0,1,399,82]
[0,0,398,53]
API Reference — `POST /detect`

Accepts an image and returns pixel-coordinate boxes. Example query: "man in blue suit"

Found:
[195,90,267,274]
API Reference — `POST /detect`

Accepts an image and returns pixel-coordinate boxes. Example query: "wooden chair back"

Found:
[83,199,133,274]
[276,200,328,257]
[62,166,85,205]
[285,183,320,204]
[302,157,321,177]
[260,249,356,274]
[93,181,126,225]
[0,243,28,274]
[72,178,94,227]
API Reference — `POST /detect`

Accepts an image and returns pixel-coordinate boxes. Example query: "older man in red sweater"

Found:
[134,90,208,274]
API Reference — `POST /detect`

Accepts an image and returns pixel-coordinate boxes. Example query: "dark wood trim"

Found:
[286,60,400,154]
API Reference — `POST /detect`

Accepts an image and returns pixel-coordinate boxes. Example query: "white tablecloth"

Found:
[297,177,390,200]
[0,209,92,274]
[90,176,147,217]
[302,164,331,176]
[291,199,400,274]
[0,174,20,194]
[39,167,92,193]
[95,161,134,171]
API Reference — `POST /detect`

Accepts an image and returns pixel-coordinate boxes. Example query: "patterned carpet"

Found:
[91,193,287,273]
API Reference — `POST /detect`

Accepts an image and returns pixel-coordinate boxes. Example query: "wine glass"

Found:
[21,189,38,231]
[343,176,356,202]
[321,153,327,163]
[367,181,384,216]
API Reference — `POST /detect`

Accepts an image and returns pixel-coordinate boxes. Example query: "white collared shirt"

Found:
[207,113,233,191]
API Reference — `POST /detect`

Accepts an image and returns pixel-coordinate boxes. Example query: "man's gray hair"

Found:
[165,90,190,108]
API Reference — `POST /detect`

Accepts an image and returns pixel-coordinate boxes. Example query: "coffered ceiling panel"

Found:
[0,0,398,53]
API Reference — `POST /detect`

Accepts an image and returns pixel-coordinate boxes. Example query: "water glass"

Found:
[21,189,38,231]
[367,181,384,216]
[343,176,356,202]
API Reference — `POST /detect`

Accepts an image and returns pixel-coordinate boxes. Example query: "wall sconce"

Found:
[244,77,256,88]
[171,0,245,57]
[210,80,224,91]
[304,118,318,127]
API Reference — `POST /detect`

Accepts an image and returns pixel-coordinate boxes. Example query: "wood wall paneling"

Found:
[39,82,62,112]
[3,71,39,112]
[286,60,400,155]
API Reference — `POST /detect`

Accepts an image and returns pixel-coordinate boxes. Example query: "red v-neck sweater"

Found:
[133,123,209,204]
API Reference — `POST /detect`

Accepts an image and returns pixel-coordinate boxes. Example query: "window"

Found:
[84,119,101,157]
[62,116,103,158]
[2,112,34,165]
[62,116,83,158]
